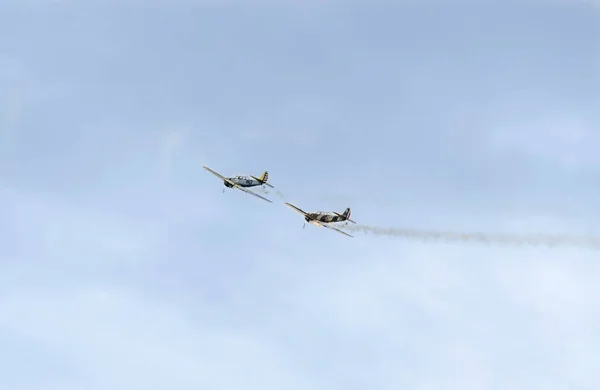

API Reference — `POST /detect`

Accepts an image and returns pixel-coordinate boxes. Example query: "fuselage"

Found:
[224,175,261,188]
[305,212,346,224]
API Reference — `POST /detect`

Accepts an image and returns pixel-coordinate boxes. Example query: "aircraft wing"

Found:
[316,221,354,238]
[202,166,236,185]
[203,166,272,203]
[285,202,309,217]
[234,185,273,203]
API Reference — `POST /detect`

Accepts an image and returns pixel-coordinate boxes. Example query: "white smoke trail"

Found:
[257,187,285,198]
[342,225,600,250]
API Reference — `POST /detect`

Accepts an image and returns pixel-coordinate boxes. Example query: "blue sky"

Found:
[1,1,599,389]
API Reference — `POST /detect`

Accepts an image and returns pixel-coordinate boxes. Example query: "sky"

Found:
[1,1,599,389]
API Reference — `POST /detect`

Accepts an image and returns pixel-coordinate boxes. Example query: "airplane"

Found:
[202,165,274,203]
[285,202,356,238]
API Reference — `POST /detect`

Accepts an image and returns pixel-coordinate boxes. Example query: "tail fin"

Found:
[259,171,268,183]
[333,207,355,223]
[342,207,351,219]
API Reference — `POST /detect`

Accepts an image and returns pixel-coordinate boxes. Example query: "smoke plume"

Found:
[257,188,285,199]
[342,225,600,250]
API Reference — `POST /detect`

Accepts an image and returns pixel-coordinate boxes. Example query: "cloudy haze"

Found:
[1,1,599,389]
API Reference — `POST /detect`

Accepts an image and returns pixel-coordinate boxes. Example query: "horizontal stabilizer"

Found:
[333,212,356,223]
[251,175,274,188]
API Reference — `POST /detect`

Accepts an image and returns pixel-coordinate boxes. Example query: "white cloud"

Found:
[487,111,600,171]
[0,187,165,269]
[0,285,322,390]
[1,180,599,390]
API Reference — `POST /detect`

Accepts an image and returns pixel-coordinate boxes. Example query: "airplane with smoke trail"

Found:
[285,202,356,238]
[202,165,274,203]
